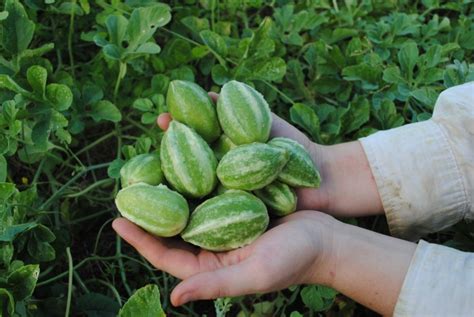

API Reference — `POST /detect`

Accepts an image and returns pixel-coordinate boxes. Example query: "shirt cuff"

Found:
[394,240,474,316]
[359,120,468,240]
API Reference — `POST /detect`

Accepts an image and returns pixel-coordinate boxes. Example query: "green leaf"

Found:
[82,84,103,105]
[90,100,122,123]
[105,14,128,47]
[31,119,51,149]
[300,286,325,312]
[252,57,287,82]
[398,41,418,78]
[301,285,336,312]
[0,11,8,20]
[410,87,438,108]
[0,223,37,242]
[118,284,165,317]
[55,2,84,15]
[200,30,228,57]
[46,84,73,111]
[141,112,157,125]
[342,96,370,134]
[422,45,442,68]
[132,98,153,112]
[342,63,380,89]
[318,286,338,299]
[0,242,13,266]
[0,155,6,182]
[373,99,404,130]
[7,264,40,300]
[103,44,122,60]
[290,103,320,141]
[0,75,28,94]
[1,0,35,54]
[459,30,474,50]
[26,65,48,97]
[79,0,90,14]
[151,74,169,95]
[181,16,209,34]
[2,100,17,122]
[20,43,55,59]
[383,66,404,84]
[0,182,17,202]
[133,42,161,55]
[27,239,55,262]
[211,64,231,85]
[126,4,171,52]
[107,158,125,179]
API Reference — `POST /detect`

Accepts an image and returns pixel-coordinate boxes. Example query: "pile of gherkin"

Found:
[115,80,321,251]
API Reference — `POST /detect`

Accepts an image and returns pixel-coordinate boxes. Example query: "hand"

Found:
[112,211,336,306]
[157,92,383,217]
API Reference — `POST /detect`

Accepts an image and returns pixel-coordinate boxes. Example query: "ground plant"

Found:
[0,0,473,316]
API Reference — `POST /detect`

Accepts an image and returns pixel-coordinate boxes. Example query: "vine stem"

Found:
[65,247,73,317]
[37,255,144,286]
[114,62,127,102]
[39,162,111,211]
[68,0,77,78]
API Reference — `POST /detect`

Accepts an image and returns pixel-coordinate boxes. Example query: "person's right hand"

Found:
[157,92,384,217]
[113,210,337,307]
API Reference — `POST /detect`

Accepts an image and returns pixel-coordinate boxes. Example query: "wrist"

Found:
[302,212,341,287]
[319,220,416,315]
[317,141,384,216]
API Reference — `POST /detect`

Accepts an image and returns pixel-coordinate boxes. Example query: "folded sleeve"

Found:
[393,240,474,316]
[359,82,474,240]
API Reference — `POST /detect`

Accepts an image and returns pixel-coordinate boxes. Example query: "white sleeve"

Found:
[359,82,474,316]
[393,240,474,316]
[359,81,474,241]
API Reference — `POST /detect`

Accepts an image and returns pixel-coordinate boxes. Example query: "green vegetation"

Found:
[0,0,473,316]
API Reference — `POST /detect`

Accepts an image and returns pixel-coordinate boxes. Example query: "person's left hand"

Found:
[112,210,336,306]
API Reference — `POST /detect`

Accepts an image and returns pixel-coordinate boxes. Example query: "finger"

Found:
[208,92,219,103]
[270,113,312,148]
[112,218,199,279]
[171,257,265,306]
[157,113,172,130]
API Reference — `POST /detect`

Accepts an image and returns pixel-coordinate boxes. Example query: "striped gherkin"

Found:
[167,80,221,143]
[120,153,163,188]
[268,137,321,188]
[181,190,269,251]
[254,181,297,216]
[115,183,189,237]
[217,143,289,191]
[217,80,272,145]
[160,121,218,198]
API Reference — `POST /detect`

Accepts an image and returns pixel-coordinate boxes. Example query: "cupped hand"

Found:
[112,211,335,306]
[157,92,333,212]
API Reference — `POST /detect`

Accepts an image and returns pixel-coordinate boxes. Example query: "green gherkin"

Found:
[120,153,163,188]
[160,121,218,198]
[254,181,297,216]
[167,80,221,143]
[212,134,237,160]
[217,80,272,145]
[115,183,189,237]
[217,143,289,191]
[268,137,321,188]
[181,190,269,251]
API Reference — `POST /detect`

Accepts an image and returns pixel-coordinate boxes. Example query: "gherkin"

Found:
[160,121,218,198]
[181,191,269,251]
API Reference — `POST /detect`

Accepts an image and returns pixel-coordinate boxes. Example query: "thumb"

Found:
[157,113,172,130]
[170,258,267,306]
